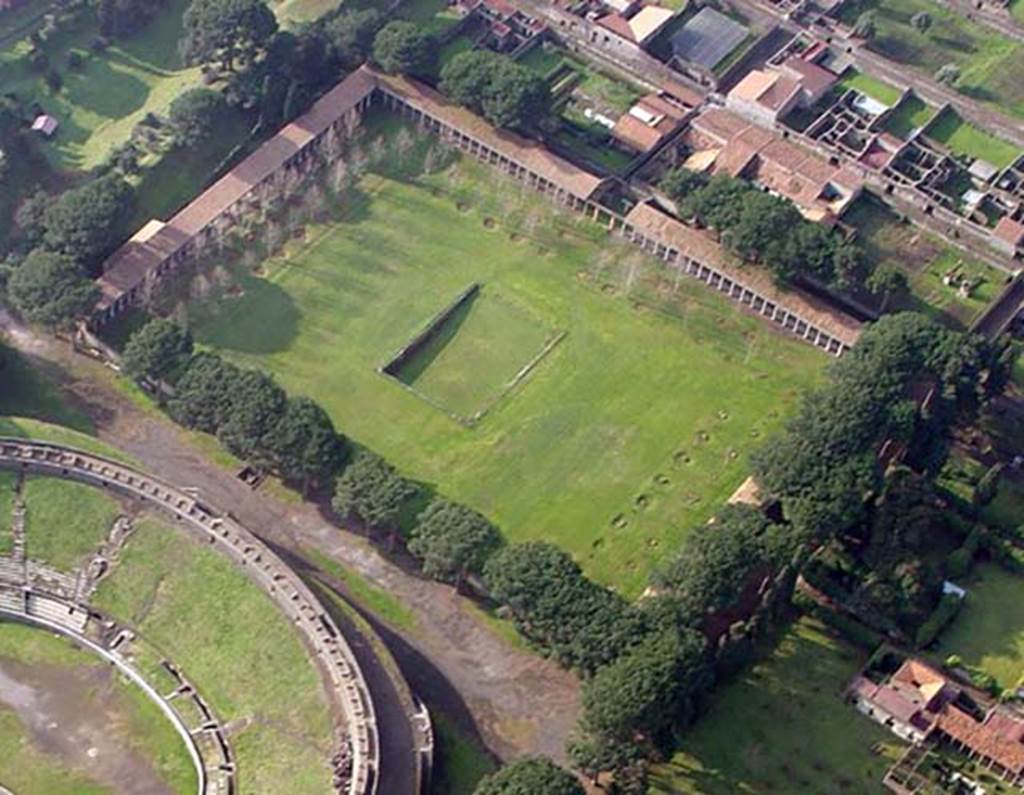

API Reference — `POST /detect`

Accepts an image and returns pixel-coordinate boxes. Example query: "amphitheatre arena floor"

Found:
[0,471,338,795]
[0,622,194,795]
[187,119,825,596]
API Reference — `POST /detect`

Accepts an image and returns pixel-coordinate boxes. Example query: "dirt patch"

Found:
[482,217,496,229]
[0,656,178,795]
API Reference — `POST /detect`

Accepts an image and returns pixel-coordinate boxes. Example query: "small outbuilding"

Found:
[31,114,59,138]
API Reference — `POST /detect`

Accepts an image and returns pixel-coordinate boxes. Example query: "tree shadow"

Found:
[61,57,151,121]
[193,272,301,355]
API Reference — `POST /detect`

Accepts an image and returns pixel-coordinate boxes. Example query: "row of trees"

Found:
[661,170,880,292]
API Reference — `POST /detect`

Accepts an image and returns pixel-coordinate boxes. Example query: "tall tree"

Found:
[7,249,98,329]
[182,0,278,71]
[121,318,194,382]
[168,87,227,147]
[371,21,434,78]
[474,757,584,795]
[409,498,503,587]
[168,352,243,432]
[218,368,287,463]
[43,174,133,272]
[332,450,419,531]
[265,396,346,492]
[321,8,381,69]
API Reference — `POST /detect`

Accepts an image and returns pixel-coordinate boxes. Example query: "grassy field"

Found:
[184,121,823,596]
[838,67,903,106]
[396,0,461,34]
[0,621,196,795]
[22,477,122,571]
[926,109,1021,169]
[0,0,202,172]
[883,94,935,139]
[935,564,1024,689]
[0,471,16,556]
[840,0,1024,120]
[843,196,1003,328]
[93,516,334,794]
[981,478,1024,532]
[271,0,341,25]
[649,618,903,794]
[0,343,95,434]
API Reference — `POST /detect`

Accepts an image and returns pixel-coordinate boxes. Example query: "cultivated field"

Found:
[649,618,903,794]
[840,0,1024,120]
[185,119,824,596]
[0,621,196,795]
[934,564,1024,689]
[93,516,336,794]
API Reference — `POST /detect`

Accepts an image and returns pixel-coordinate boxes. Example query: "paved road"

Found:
[0,313,581,767]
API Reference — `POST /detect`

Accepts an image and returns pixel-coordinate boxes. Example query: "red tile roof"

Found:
[938,706,1024,777]
[994,215,1024,248]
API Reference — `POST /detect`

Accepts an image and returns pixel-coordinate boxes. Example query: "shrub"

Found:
[914,593,962,649]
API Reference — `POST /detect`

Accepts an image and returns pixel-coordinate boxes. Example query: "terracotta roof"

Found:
[625,202,864,346]
[994,215,1024,248]
[780,56,838,99]
[627,5,675,44]
[938,706,1024,776]
[612,93,688,153]
[597,12,636,41]
[729,70,779,103]
[374,69,605,200]
[613,113,665,152]
[690,106,749,145]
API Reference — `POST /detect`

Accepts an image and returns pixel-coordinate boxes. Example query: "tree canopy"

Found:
[7,249,98,329]
[332,450,419,531]
[753,313,994,540]
[217,368,287,463]
[264,396,347,489]
[474,757,584,795]
[321,7,382,69]
[169,87,228,147]
[440,50,550,130]
[662,171,870,290]
[42,174,133,272]
[168,352,244,432]
[182,0,278,70]
[121,318,194,382]
[409,498,503,585]
[371,21,434,78]
[484,542,647,674]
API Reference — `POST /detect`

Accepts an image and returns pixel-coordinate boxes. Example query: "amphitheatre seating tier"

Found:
[0,439,382,795]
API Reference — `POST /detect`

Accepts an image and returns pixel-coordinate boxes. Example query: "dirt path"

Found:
[0,313,580,766]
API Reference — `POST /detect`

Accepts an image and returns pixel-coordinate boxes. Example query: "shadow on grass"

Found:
[194,272,301,355]
[0,344,96,433]
[393,291,479,387]
[61,57,151,121]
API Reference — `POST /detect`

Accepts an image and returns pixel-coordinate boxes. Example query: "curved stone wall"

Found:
[0,439,382,795]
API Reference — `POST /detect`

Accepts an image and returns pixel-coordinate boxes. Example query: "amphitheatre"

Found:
[0,435,432,795]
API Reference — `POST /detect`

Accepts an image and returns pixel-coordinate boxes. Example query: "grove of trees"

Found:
[473,758,584,795]
[661,170,871,291]
[371,20,435,79]
[440,50,551,131]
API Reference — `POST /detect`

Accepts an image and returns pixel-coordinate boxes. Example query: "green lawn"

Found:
[0,0,202,172]
[0,621,196,795]
[883,94,935,139]
[93,516,334,795]
[934,564,1024,689]
[271,0,342,25]
[838,67,903,107]
[396,0,461,34]
[22,477,121,571]
[649,618,903,794]
[926,109,1021,169]
[185,120,823,596]
[843,195,1004,329]
[840,0,1024,120]
[981,478,1024,532]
